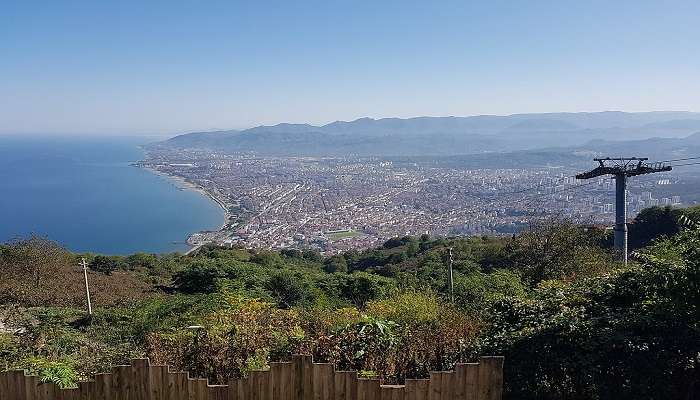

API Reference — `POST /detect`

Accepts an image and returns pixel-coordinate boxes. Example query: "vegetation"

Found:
[0,206,698,400]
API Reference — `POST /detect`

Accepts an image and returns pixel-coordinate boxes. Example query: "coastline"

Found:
[139,165,231,235]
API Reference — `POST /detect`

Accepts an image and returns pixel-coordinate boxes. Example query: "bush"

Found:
[323,255,348,273]
[265,271,315,308]
[483,227,700,400]
[89,255,121,275]
[366,291,440,324]
[339,272,395,307]
[172,263,224,293]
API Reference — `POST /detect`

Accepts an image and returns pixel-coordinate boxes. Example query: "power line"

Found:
[483,174,578,196]
[459,179,601,220]
[519,180,601,215]
[670,161,700,167]
[658,156,700,163]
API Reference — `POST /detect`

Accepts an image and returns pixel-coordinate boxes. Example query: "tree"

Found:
[265,271,314,308]
[302,249,323,262]
[505,218,612,285]
[125,253,157,269]
[0,235,70,287]
[340,272,395,307]
[88,255,120,275]
[625,205,700,250]
[250,250,283,267]
[323,255,348,273]
[172,263,224,293]
[484,225,700,399]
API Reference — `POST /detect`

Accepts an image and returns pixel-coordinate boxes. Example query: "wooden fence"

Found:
[0,355,503,400]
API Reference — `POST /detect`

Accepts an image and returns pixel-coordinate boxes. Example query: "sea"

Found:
[0,135,223,255]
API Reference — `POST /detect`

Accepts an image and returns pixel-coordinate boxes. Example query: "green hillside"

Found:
[1,206,698,399]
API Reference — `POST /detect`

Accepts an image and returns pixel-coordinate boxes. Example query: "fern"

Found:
[27,358,78,389]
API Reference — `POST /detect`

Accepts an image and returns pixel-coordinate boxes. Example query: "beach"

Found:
[139,165,232,248]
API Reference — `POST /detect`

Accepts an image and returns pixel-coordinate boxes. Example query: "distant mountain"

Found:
[163,129,239,148]
[150,111,700,156]
[569,131,700,160]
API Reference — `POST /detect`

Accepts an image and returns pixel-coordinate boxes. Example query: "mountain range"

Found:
[151,111,700,157]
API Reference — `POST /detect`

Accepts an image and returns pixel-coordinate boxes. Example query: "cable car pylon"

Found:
[576,157,672,264]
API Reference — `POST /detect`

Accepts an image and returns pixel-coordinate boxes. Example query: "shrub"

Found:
[172,263,224,294]
[265,271,315,308]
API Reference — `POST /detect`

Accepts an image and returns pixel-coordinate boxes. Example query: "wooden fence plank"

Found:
[12,370,27,400]
[0,355,503,400]
[332,373,344,400]
[312,365,322,400]
[358,379,381,400]
[380,385,404,400]
[166,371,184,400]
[35,379,55,400]
[208,385,227,400]
[197,378,209,400]
[224,379,238,400]
[111,366,131,400]
[93,373,111,400]
[234,378,245,400]
[270,363,282,400]
[478,357,503,400]
[150,365,168,400]
[311,363,333,400]
[464,364,479,400]
[292,355,313,400]
[187,376,197,400]
[453,365,466,400]
[250,370,269,400]
[441,372,455,400]
[23,375,38,400]
[428,372,442,400]
[281,362,293,400]
[0,372,7,398]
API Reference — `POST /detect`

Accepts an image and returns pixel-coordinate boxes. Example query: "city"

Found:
[139,148,693,253]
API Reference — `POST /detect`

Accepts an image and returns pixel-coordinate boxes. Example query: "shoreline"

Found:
[139,165,231,243]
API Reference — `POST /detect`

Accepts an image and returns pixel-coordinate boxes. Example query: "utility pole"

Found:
[80,258,93,316]
[576,157,671,264]
[447,247,454,303]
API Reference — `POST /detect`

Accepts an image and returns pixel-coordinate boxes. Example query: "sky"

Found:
[1,0,699,135]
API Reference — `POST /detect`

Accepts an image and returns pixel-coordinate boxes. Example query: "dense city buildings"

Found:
[140,149,694,253]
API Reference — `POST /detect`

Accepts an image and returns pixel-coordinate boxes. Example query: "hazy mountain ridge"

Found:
[570,131,700,159]
[152,111,700,156]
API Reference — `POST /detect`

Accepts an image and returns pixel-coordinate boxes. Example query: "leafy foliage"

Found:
[1,208,698,399]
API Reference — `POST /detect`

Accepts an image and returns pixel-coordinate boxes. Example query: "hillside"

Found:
[150,111,700,156]
[1,207,699,399]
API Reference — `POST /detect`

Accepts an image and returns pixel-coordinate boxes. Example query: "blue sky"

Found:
[1,0,699,135]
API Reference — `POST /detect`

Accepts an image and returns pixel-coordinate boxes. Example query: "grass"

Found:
[325,231,361,240]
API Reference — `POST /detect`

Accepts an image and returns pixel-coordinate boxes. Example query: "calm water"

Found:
[0,135,223,254]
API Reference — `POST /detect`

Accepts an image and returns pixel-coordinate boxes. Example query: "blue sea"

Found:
[0,135,223,255]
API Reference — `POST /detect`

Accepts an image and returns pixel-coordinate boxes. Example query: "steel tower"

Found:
[576,157,672,263]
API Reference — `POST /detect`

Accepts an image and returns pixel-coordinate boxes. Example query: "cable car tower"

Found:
[576,157,672,264]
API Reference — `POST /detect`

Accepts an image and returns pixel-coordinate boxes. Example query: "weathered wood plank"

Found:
[464,364,479,400]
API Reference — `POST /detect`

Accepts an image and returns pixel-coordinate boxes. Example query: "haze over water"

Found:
[0,136,223,254]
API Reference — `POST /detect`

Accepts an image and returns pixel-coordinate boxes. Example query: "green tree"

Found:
[124,253,157,269]
[505,218,612,285]
[89,255,120,275]
[172,263,224,293]
[265,271,314,308]
[484,225,700,400]
[250,251,283,267]
[323,255,348,273]
[340,272,395,307]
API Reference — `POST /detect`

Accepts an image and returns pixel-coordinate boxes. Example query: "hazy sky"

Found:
[2,0,699,135]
